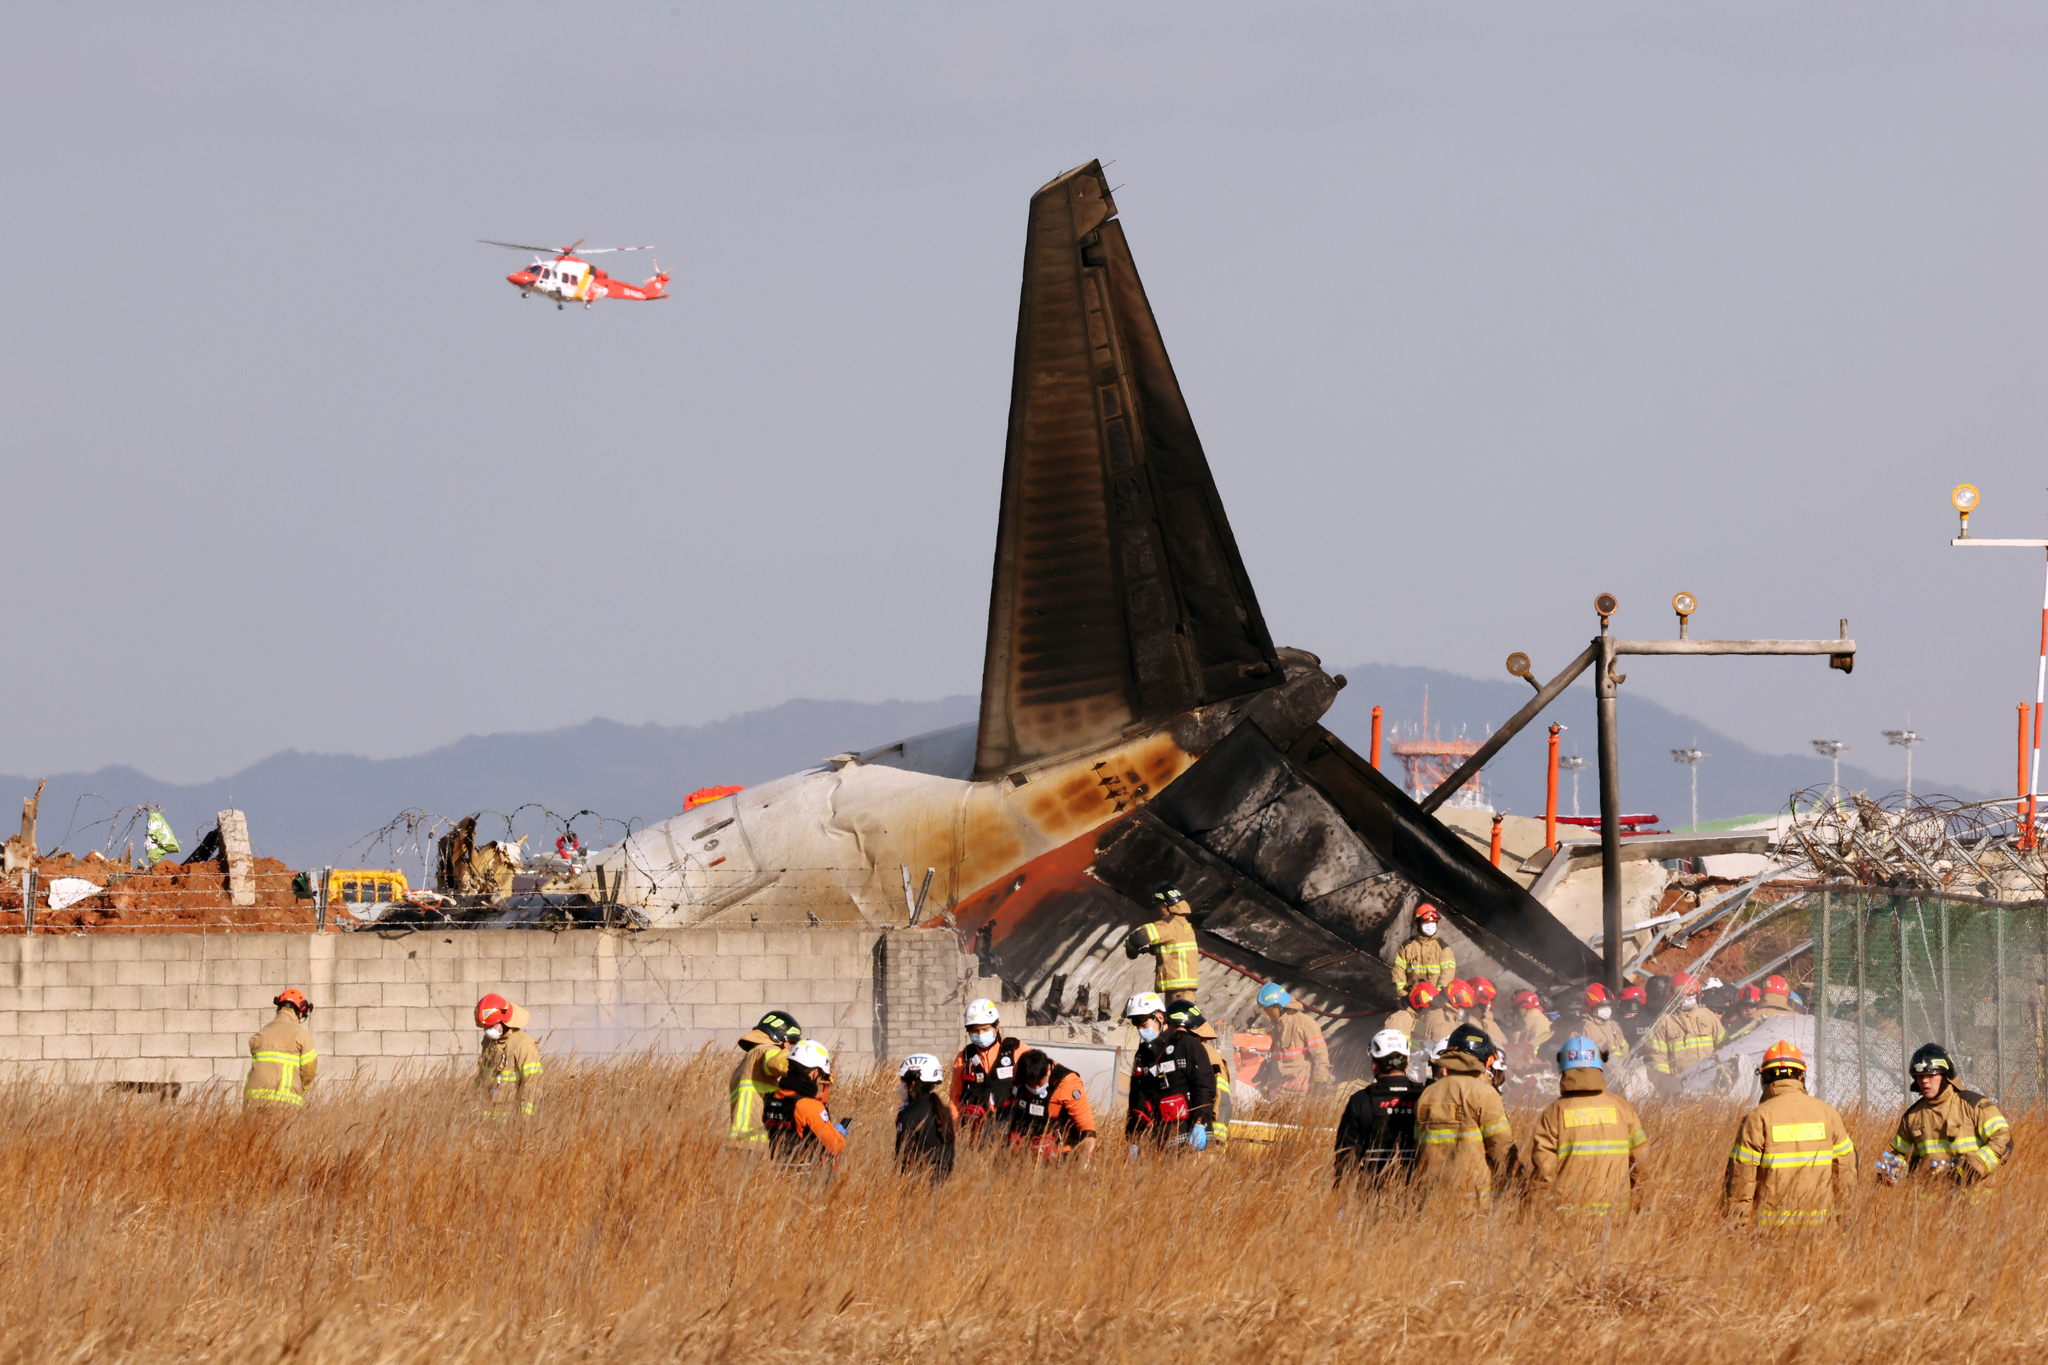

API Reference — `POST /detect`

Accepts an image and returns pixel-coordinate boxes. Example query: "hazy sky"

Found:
[8,4,2048,798]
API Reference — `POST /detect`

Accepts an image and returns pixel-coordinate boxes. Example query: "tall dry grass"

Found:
[2,1054,2044,1364]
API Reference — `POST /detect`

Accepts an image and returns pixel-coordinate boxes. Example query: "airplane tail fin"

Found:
[973,161,1282,781]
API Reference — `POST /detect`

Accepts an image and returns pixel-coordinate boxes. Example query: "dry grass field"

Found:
[3,1053,2044,1364]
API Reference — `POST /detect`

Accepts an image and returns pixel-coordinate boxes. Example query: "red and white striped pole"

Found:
[1946,485,2048,847]
[2031,549,2047,846]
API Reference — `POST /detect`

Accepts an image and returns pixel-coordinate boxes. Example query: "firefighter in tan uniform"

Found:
[1169,1000,1233,1148]
[1724,1041,1855,1227]
[1530,1034,1648,1216]
[1466,977,1503,1042]
[1644,971,1724,1094]
[1382,982,1435,1052]
[244,988,318,1108]
[1511,990,1553,1049]
[474,993,544,1120]
[728,1010,802,1145]
[1391,903,1456,995]
[1417,984,1464,1048]
[1750,975,1799,1021]
[1574,983,1630,1061]
[1258,984,1331,1095]
[1123,886,1199,1004]
[1879,1044,2012,1194]
[1413,1025,1513,1200]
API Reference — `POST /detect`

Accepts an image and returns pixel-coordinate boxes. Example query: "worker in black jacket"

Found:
[1123,991,1217,1150]
[1334,1028,1422,1186]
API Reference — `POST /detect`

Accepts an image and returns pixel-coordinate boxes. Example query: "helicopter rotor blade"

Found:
[479,239,566,254]
[568,244,659,255]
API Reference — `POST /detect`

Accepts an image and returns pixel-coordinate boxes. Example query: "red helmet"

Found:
[1668,971,1697,995]
[1407,982,1438,1010]
[475,993,513,1029]
[1469,976,1497,1003]
[1619,985,1648,1005]
[1738,984,1763,1005]
[1415,903,1440,923]
[274,988,310,1013]
[1764,974,1790,996]
[1444,979,1477,1009]
[1512,989,1541,1009]
[1584,983,1610,1007]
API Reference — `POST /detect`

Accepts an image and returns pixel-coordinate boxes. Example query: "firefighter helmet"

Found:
[1152,886,1190,913]
[1446,1022,1494,1060]
[273,988,311,1015]
[1415,903,1440,923]
[474,993,513,1029]
[1557,1034,1604,1072]
[1407,982,1438,1011]
[1909,1042,1956,1079]
[1512,989,1541,1010]
[1583,982,1610,1007]
[1469,976,1497,1003]
[1758,1039,1807,1079]
[1124,991,1167,1021]
[788,1039,833,1077]
[1738,984,1763,1006]
[899,1053,944,1084]
[1257,983,1293,1009]
[1764,974,1790,996]
[1443,979,1477,1009]
[1667,972,1697,996]
[1369,1028,1411,1060]
[1166,1000,1206,1030]
[754,1011,802,1044]
[963,998,1002,1028]
[1619,985,1648,1005]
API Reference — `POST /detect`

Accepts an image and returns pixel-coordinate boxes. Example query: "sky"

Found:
[7,3,2048,807]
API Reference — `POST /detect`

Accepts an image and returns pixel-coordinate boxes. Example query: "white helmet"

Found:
[963,998,1002,1028]
[1369,1028,1411,1061]
[1428,1036,1452,1060]
[899,1052,944,1084]
[788,1039,833,1075]
[1124,991,1167,1020]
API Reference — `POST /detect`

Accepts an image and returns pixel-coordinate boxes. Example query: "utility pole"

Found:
[1882,727,1925,799]
[1946,484,2047,844]
[1559,754,1586,817]
[1811,739,1850,805]
[1671,744,1707,832]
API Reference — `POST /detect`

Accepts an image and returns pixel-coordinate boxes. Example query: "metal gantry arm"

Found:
[1418,644,1599,817]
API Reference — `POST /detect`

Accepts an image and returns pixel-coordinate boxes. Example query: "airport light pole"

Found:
[1882,727,1925,799]
[1811,739,1849,805]
[1671,744,1707,832]
[1946,483,2048,846]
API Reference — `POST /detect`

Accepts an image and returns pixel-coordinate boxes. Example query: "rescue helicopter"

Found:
[480,239,670,310]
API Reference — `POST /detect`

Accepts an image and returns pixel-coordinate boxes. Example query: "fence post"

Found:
[1817,890,1831,1102]
[1856,895,1867,1114]
[1995,904,2006,1102]
[1897,896,1910,1073]
[1939,898,1951,1047]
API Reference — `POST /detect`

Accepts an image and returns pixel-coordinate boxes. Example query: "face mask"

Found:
[969,1029,996,1049]
[1029,1083,1050,1098]
[896,1082,909,1106]
[1420,922,1438,937]
[484,1025,505,1040]
[1595,1006,1612,1021]
[1138,1025,1161,1043]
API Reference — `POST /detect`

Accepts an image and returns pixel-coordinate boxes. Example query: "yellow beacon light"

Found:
[1953,483,1979,538]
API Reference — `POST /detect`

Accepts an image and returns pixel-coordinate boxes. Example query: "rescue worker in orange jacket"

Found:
[1168,1000,1233,1148]
[1125,992,1216,1149]
[1530,1034,1648,1216]
[1122,885,1199,1004]
[1878,1043,2012,1192]
[473,993,543,1119]
[1391,903,1456,994]
[728,1010,802,1145]
[765,1039,848,1172]
[1511,989,1553,1049]
[1724,1041,1856,1227]
[1413,1024,1513,1199]
[1574,983,1630,1061]
[244,988,318,1108]
[1644,972,1724,1093]
[1006,1047,1098,1160]
[1258,983,1331,1094]
[950,998,1023,1137]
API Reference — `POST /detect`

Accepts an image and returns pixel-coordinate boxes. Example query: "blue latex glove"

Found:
[1128,1144,1141,1159]
[833,1122,849,1137]
[1189,1123,1208,1151]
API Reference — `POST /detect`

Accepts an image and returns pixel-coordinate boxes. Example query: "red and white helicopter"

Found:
[480,239,670,310]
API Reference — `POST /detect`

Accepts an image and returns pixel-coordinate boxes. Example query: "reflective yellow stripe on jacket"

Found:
[1144,922,1199,991]
[245,1049,315,1106]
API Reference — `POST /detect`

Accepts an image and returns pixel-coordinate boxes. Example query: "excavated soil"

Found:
[0,853,357,932]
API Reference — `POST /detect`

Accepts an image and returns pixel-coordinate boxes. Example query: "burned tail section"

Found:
[974,161,1282,781]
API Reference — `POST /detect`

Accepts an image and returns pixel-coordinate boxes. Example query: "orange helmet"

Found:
[1667,972,1697,995]
[1764,974,1790,996]
[1469,976,1497,1004]
[475,993,513,1029]
[1415,903,1440,923]
[1444,979,1477,1009]
[1407,982,1438,1010]
[1760,1039,1807,1077]
[1584,983,1610,1008]
[274,988,310,1014]
[1619,985,1648,1005]
[1512,989,1541,1009]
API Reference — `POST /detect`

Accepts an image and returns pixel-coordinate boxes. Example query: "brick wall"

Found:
[0,925,961,1087]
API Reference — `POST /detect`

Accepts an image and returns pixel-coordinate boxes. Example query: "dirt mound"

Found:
[0,854,358,933]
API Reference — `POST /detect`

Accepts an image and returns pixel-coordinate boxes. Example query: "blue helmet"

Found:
[1556,1034,1604,1072]
[1256,983,1292,1009]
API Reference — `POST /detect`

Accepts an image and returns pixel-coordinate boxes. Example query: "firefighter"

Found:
[1391,903,1457,995]
[1334,1029,1421,1186]
[244,988,318,1109]
[950,998,1023,1137]
[1529,1034,1648,1216]
[1383,982,1436,1052]
[1511,989,1553,1049]
[728,1010,802,1145]
[1644,972,1724,1094]
[1258,983,1332,1096]
[1167,1000,1233,1148]
[1413,1023,1513,1200]
[1724,1040,1856,1228]
[1417,981,1464,1048]
[895,1053,955,1181]
[1750,975,1799,1020]
[473,993,542,1120]
[1122,885,1199,1004]
[1005,1047,1098,1160]
[1574,983,1629,1061]
[1878,1043,2011,1193]
[1616,985,1651,1047]
[1125,992,1216,1149]
[1466,976,1503,1041]
[765,1039,847,1172]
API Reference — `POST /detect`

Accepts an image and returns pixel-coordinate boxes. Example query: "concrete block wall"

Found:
[0,925,934,1087]
[876,927,977,1062]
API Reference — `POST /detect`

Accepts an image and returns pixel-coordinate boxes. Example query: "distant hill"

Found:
[0,664,1974,875]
